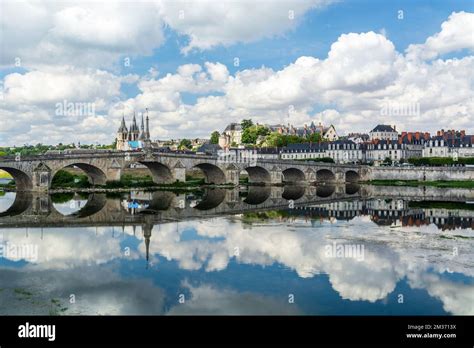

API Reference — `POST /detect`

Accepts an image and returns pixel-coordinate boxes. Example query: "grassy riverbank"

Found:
[408,201,474,211]
[0,170,13,179]
[365,180,474,188]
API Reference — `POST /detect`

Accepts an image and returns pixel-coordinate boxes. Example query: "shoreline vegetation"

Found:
[365,180,474,188]
[408,201,474,211]
[0,170,13,179]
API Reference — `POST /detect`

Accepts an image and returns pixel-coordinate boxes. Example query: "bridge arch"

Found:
[345,183,360,195]
[194,188,226,210]
[244,166,271,184]
[316,185,335,197]
[51,193,107,218]
[0,167,33,191]
[194,163,226,184]
[244,186,271,205]
[139,161,173,184]
[145,191,175,211]
[282,185,306,200]
[345,170,360,183]
[316,169,336,182]
[0,191,32,217]
[52,163,107,186]
[282,168,305,183]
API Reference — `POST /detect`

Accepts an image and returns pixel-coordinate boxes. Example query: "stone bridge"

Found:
[0,150,369,191]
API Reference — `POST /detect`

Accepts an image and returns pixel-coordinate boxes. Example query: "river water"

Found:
[0,185,472,315]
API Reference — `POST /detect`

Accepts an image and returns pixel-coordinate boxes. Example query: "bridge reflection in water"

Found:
[1,185,473,231]
[0,184,353,222]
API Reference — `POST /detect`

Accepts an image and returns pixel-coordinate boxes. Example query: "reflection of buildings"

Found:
[121,192,152,214]
[286,199,474,230]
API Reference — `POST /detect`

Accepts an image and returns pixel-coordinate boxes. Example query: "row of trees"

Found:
[0,142,125,157]
[265,132,321,147]
[408,157,474,166]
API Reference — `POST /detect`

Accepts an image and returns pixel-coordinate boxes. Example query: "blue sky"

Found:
[0,0,473,146]
[122,0,474,78]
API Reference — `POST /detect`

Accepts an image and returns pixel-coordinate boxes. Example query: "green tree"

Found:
[178,139,192,150]
[241,125,270,144]
[265,132,305,147]
[383,157,393,165]
[210,131,220,144]
[241,119,253,130]
[306,132,321,143]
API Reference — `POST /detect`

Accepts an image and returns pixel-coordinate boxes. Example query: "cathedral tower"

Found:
[116,114,129,151]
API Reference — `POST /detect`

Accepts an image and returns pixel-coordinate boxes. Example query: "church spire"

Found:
[132,111,138,131]
[143,223,152,269]
[138,112,146,141]
[118,113,128,133]
[145,108,150,140]
[130,111,139,141]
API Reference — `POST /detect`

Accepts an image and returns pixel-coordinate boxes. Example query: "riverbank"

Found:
[0,170,13,179]
[365,180,474,188]
[408,201,474,211]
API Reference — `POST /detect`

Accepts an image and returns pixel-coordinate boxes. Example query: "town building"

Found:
[365,140,411,163]
[369,125,398,141]
[422,130,474,158]
[269,122,338,141]
[219,123,243,148]
[191,138,209,148]
[347,133,370,144]
[398,131,430,159]
[255,147,280,160]
[196,143,222,156]
[280,140,365,164]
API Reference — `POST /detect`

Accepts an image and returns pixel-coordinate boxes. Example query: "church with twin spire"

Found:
[116,109,151,151]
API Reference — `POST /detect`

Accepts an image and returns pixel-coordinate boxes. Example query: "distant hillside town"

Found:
[114,114,474,165]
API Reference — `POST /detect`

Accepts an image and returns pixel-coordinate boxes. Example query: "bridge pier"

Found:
[172,163,186,182]
[225,188,240,204]
[224,165,240,185]
[105,167,122,182]
[305,168,316,182]
[335,171,346,184]
[32,166,52,192]
[270,167,283,185]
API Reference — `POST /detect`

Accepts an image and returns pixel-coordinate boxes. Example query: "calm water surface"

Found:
[0,185,472,315]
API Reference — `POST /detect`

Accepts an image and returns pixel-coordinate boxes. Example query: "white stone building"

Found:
[369,125,398,141]
[423,136,474,158]
[365,141,408,163]
[219,123,243,148]
[280,140,365,164]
